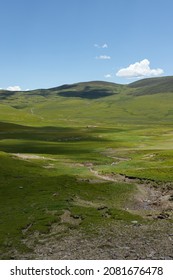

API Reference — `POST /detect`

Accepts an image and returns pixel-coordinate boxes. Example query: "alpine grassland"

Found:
[0,77,173,259]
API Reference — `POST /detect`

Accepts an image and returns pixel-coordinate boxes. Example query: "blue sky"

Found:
[0,0,172,90]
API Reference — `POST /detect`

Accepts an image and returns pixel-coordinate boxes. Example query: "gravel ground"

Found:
[11,219,173,260]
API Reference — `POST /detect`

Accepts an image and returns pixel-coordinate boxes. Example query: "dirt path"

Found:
[12,153,173,217]
[30,107,44,120]
[83,163,173,219]
[89,167,118,182]
[11,153,56,161]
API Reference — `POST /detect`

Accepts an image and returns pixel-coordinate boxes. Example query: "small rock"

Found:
[72,215,81,219]
[97,206,108,211]
[157,213,169,219]
[131,220,138,224]
[53,192,59,196]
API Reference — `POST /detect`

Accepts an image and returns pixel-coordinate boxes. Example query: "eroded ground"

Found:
[1,153,172,260]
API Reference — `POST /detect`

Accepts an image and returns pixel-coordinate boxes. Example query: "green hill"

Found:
[128,76,173,95]
[1,76,173,259]
[0,76,173,126]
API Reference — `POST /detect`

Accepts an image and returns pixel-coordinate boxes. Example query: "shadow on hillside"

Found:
[58,86,116,99]
[0,91,17,100]
[0,122,110,155]
[0,140,95,155]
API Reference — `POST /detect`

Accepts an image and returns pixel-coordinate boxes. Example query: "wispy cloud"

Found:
[7,86,22,91]
[94,43,108,48]
[96,55,111,60]
[104,74,112,78]
[116,59,164,78]
[102,43,108,48]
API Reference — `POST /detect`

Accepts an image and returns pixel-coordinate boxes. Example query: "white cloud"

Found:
[94,43,108,48]
[104,74,112,78]
[116,59,164,78]
[7,86,22,91]
[102,43,108,48]
[96,55,111,60]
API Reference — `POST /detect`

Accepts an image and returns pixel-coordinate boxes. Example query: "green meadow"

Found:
[0,77,173,258]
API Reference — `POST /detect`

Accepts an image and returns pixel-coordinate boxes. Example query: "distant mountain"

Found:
[29,81,123,99]
[27,76,173,97]
[1,76,173,126]
[128,76,173,95]
[0,80,124,100]
[52,81,124,99]
[1,76,173,99]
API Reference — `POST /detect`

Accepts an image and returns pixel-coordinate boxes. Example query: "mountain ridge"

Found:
[128,76,173,96]
[1,76,173,97]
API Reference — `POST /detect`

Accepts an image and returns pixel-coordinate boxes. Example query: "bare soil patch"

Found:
[60,210,82,225]
[11,153,55,161]
[13,220,173,260]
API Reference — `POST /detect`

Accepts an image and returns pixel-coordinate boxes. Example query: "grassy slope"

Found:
[0,77,173,257]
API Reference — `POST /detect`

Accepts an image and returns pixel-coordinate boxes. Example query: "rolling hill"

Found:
[0,76,173,259]
[128,76,173,95]
[0,76,173,126]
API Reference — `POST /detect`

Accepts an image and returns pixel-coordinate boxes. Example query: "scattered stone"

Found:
[97,206,108,211]
[53,192,59,197]
[131,220,138,224]
[157,212,169,219]
[102,213,111,218]
[71,215,81,219]
[84,162,93,167]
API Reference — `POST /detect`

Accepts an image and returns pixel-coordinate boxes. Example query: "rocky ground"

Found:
[4,157,173,260]
[12,219,173,260]
[12,174,173,260]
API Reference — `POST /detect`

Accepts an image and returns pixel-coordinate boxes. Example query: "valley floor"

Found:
[0,120,173,260]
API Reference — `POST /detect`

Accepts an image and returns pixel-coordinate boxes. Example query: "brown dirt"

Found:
[11,153,55,161]
[13,220,173,260]
[87,165,173,219]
